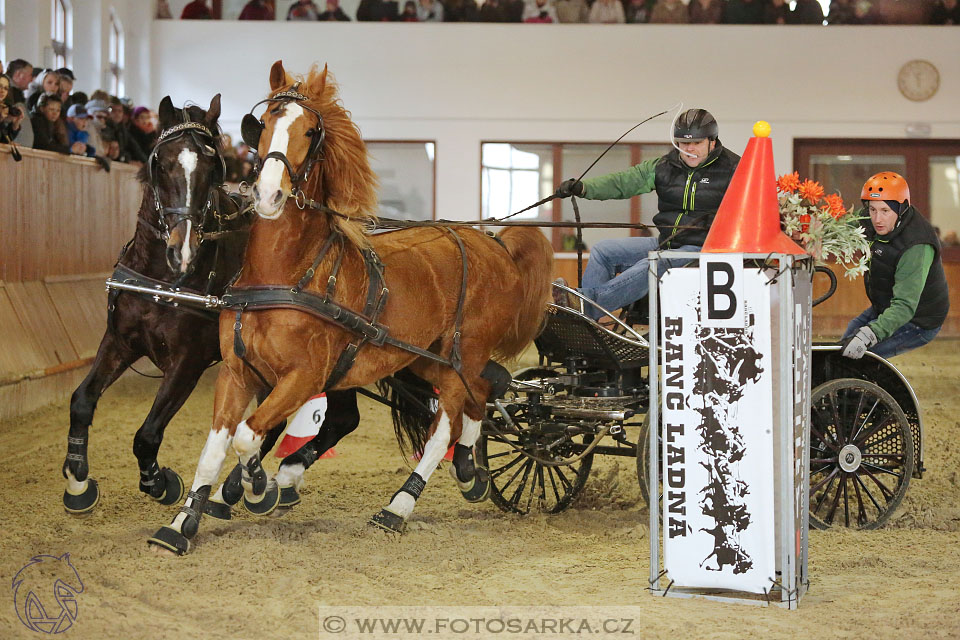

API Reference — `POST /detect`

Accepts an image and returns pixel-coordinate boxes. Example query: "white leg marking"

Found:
[232,419,262,463]
[275,463,305,490]
[255,103,302,219]
[459,415,482,448]
[64,469,87,494]
[170,428,231,531]
[385,410,452,519]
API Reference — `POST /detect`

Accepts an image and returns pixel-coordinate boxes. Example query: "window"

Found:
[481,142,670,251]
[108,10,124,96]
[366,141,436,221]
[51,0,72,68]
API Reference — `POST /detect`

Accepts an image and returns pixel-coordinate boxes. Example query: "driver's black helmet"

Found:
[674,108,718,141]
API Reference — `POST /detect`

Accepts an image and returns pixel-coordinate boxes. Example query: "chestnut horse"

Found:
[149,62,553,554]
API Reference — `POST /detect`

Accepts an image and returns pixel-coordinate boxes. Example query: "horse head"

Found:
[146,93,225,274]
[243,61,378,241]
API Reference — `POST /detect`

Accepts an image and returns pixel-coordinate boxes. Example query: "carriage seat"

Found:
[536,307,648,371]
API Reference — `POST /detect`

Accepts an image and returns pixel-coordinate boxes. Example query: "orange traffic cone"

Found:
[702,121,805,255]
[319,447,338,459]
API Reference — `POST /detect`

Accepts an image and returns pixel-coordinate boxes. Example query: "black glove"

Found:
[840,325,878,360]
[555,178,584,199]
[94,156,111,172]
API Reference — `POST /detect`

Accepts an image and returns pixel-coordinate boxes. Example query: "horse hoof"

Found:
[147,525,189,556]
[368,508,406,534]
[221,464,243,506]
[63,478,100,515]
[243,481,280,516]
[278,485,301,508]
[203,498,232,521]
[154,468,185,506]
[449,464,490,503]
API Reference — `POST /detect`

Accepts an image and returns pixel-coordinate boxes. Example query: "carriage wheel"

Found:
[478,368,593,515]
[809,378,914,530]
[635,412,662,510]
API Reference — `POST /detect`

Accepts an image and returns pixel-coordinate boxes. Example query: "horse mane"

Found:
[273,66,379,249]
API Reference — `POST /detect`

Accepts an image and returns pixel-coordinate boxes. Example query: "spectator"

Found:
[724,0,764,23]
[688,0,724,23]
[931,0,960,24]
[319,0,352,19]
[288,0,322,19]
[31,95,74,154]
[625,0,653,23]
[4,59,33,105]
[0,74,26,143]
[129,106,158,155]
[105,96,144,163]
[588,0,626,23]
[357,0,400,20]
[504,0,525,21]
[399,0,420,19]
[157,0,174,18]
[556,0,589,22]
[65,91,88,113]
[55,68,75,104]
[827,0,856,23]
[765,0,791,24]
[417,0,445,20]
[650,0,689,23]
[850,0,880,24]
[478,0,506,21]
[445,0,479,20]
[793,0,825,23]
[85,99,110,157]
[65,104,96,157]
[523,0,559,22]
[26,69,60,112]
[181,0,214,19]
[239,0,276,19]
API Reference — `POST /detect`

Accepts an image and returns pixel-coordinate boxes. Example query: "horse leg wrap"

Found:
[221,463,244,505]
[281,444,319,470]
[450,444,490,503]
[242,455,268,496]
[139,461,164,498]
[390,472,426,504]
[179,486,211,539]
[63,435,89,482]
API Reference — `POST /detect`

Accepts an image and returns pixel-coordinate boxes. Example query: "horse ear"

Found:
[205,93,221,127]
[308,64,328,97]
[158,96,176,128]
[269,60,290,91]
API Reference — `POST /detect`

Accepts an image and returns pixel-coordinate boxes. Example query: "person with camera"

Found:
[0,74,26,143]
[552,108,740,319]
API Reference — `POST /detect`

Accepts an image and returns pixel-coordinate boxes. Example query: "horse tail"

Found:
[493,226,554,362]
[376,367,436,458]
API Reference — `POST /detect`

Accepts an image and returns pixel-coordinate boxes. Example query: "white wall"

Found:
[142,22,958,223]
[4,0,152,104]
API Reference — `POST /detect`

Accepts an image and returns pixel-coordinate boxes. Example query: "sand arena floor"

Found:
[1,344,959,639]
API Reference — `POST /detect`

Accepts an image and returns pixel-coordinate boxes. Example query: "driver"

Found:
[840,172,949,359]
[552,108,740,319]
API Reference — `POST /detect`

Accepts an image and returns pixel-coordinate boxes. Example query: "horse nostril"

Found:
[253,184,260,200]
[271,191,284,206]
[166,245,181,271]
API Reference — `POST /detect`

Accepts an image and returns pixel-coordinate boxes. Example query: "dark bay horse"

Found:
[63,94,360,516]
[149,62,553,554]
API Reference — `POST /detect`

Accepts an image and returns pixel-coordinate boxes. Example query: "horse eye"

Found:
[204,145,216,154]
[305,130,315,138]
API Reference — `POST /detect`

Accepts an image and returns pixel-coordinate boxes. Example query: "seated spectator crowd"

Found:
[165,0,960,25]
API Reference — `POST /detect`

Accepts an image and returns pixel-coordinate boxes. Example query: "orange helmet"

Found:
[861,171,910,205]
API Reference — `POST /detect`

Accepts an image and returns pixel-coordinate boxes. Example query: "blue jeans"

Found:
[842,307,942,359]
[578,237,699,320]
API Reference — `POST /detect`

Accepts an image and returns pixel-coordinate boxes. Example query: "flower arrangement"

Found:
[777,172,870,279]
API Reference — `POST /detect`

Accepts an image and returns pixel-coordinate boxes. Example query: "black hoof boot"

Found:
[221,464,244,506]
[369,508,406,534]
[148,526,190,556]
[278,485,301,508]
[155,468,185,506]
[243,480,280,516]
[203,498,232,520]
[452,466,491,503]
[63,478,100,515]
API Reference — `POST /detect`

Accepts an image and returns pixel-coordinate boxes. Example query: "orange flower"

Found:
[777,172,800,193]
[821,193,846,220]
[798,179,824,204]
[799,213,811,233]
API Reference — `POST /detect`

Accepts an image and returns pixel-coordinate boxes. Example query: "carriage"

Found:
[477,267,924,530]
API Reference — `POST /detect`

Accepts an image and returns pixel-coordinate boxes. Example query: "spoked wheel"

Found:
[635,412,662,510]
[478,368,594,515]
[809,378,914,530]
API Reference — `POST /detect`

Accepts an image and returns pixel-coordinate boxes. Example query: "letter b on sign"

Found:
[701,255,744,328]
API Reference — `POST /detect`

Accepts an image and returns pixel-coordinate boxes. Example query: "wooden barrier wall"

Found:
[0,145,142,420]
[554,254,960,339]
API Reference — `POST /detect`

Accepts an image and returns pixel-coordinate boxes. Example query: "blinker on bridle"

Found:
[148,116,226,244]
[240,83,326,194]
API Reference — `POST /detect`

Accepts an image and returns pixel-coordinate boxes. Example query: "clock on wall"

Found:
[897,60,940,102]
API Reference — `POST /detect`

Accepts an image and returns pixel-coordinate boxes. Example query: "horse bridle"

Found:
[241,84,326,195]
[147,117,227,243]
